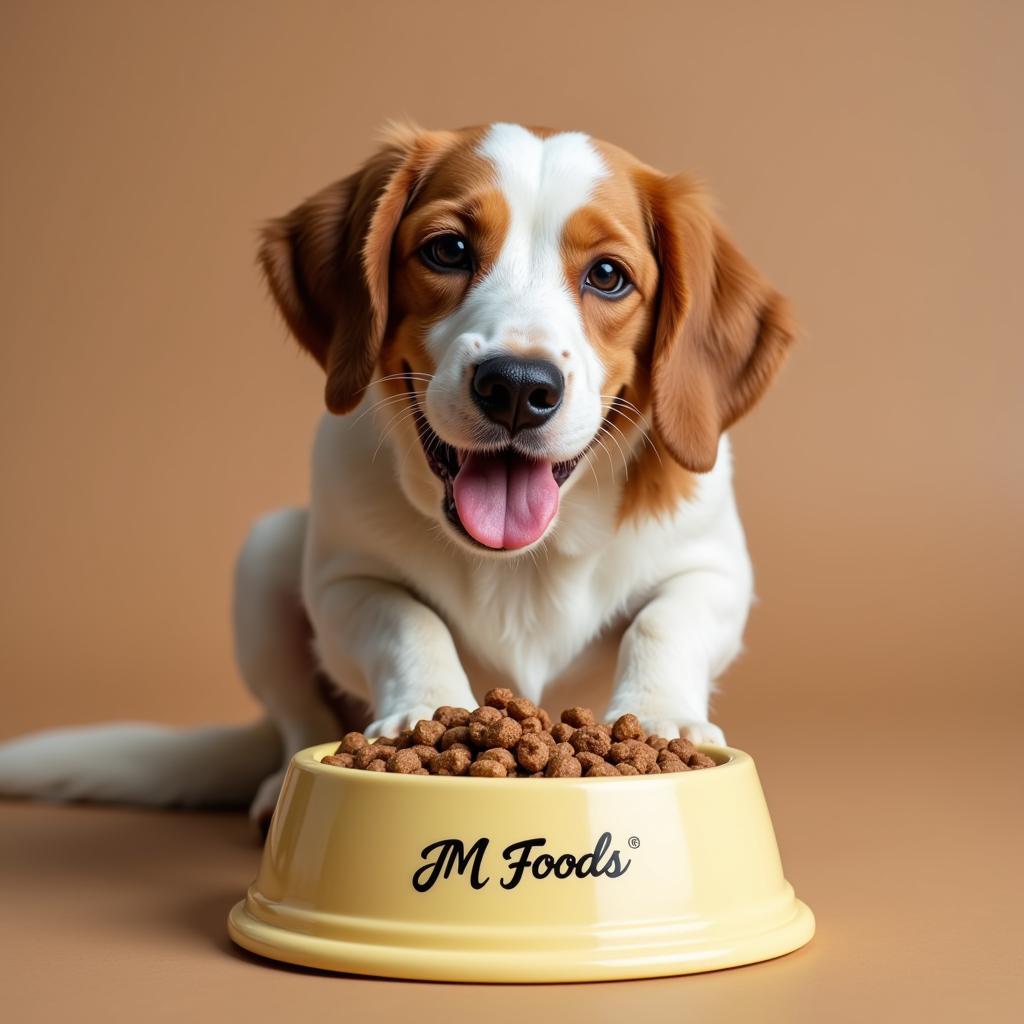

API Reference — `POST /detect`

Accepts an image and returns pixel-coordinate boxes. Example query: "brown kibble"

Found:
[321,753,354,768]
[433,745,472,775]
[470,706,503,724]
[607,741,633,764]
[354,743,395,769]
[633,743,658,769]
[387,749,422,774]
[561,706,596,728]
[609,739,656,770]
[657,750,690,773]
[433,706,471,728]
[484,688,515,710]
[570,726,612,757]
[612,713,644,742]
[468,706,503,746]
[689,753,717,769]
[484,716,523,750]
[506,696,538,721]
[412,719,446,747]
[337,732,367,755]
[550,722,574,743]
[515,734,552,773]
[335,701,717,777]
[441,726,471,750]
[478,747,517,772]
[545,754,583,778]
[668,738,698,761]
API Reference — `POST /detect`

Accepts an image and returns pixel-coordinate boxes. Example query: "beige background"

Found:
[1,1,1021,1020]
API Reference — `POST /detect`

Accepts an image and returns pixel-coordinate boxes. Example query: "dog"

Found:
[0,122,795,828]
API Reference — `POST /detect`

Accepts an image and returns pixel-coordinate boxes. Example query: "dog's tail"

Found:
[0,718,282,808]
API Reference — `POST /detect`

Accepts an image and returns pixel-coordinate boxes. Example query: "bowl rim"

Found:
[296,741,749,787]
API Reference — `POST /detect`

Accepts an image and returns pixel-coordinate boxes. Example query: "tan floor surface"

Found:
[3,695,1020,1024]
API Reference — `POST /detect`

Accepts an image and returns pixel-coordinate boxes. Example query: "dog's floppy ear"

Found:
[258,124,451,413]
[644,174,796,473]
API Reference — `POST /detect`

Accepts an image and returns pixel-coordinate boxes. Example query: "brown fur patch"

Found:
[617,434,697,524]
[257,125,461,414]
[379,141,508,414]
[637,170,797,473]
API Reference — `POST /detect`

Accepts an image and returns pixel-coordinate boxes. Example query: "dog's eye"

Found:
[584,258,632,298]
[420,234,473,272]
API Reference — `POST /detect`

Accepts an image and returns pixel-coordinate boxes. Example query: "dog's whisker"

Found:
[597,424,630,481]
[589,432,618,483]
[603,396,649,430]
[597,426,630,482]
[604,403,661,454]
[371,406,423,463]
[603,406,662,464]
[600,393,645,418]
[603,418,643,472]
[353,392,416,426]
[581,448,602,493]
[361,372,435,395]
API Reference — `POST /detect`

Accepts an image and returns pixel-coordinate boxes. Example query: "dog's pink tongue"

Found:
[453,452,559,550]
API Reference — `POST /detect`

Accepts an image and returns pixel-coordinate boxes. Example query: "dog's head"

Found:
[259,123,794,554]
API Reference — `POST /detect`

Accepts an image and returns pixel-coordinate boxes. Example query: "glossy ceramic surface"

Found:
[228,742,813,981]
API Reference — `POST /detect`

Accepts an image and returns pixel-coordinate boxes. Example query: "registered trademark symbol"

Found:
[628,836,640,849]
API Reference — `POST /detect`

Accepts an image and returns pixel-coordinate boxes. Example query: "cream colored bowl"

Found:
[228,742,813,982]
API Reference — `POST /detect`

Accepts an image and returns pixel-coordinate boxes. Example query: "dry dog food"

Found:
[320,689,719,778]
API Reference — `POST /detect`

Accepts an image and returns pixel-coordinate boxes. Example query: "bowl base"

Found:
[228,897,814,983]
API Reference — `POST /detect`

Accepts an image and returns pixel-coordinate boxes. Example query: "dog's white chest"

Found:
[434,556,612,700]
[397,510,664,703]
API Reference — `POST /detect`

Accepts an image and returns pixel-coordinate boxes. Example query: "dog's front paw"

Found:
[671,719,727,747]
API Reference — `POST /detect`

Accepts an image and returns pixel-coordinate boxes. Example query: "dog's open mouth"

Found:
[403,377,586,552]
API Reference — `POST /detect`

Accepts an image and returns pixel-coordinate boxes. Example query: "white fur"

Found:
[423,124,608,465]
[0,124,755,827]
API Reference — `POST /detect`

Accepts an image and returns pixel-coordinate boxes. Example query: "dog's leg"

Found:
[234,508,339,827]
[310,578,477,737]
[606,570,752,744]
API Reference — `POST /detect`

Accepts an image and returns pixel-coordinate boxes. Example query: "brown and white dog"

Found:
[0,123,794,826]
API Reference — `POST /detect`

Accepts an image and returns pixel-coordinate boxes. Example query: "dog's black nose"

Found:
[471,357,564,435]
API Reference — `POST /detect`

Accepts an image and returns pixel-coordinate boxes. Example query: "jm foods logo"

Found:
[412,831,635,892]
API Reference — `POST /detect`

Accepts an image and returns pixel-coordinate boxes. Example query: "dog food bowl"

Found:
[228,742,813,982]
